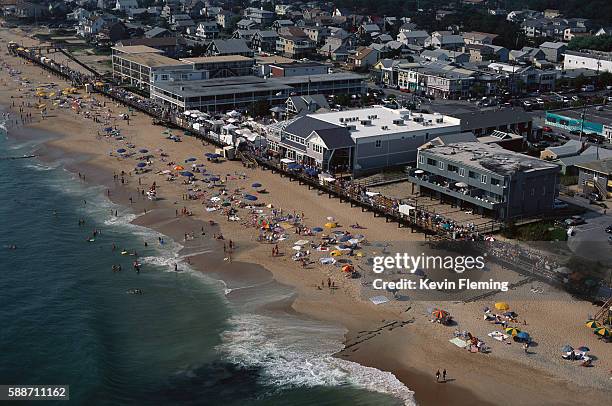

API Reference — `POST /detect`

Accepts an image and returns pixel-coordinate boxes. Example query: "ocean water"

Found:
[0,117,411,406]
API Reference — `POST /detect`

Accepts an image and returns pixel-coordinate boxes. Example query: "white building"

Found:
[266,106,462,174]
[563,50,612,73]
[115,0,139,12]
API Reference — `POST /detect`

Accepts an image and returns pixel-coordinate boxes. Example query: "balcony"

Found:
[408,171,503,210]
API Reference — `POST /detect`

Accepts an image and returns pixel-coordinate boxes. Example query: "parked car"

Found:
[605,225,612,234]
[542,126,553,132]
[564,216,585,226]
[553,199,568,209]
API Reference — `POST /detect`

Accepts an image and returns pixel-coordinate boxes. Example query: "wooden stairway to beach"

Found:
[593,297,612,323]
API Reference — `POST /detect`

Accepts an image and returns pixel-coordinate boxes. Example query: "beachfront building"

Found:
[408,142,560,220]
[150,76,292,113]
[180,56,255,79]
[111,46,207,92]
[150,73,366,113]
[265,106,462,175]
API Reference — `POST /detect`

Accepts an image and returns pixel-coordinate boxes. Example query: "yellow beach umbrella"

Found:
[495,302,510,311]
[325,222,337,228]
[504,327,520,336]
[95,81,105,87]
[585,320,602,329]
[594,327,610,337]
[356,252,365,257]
[330,250,342,256]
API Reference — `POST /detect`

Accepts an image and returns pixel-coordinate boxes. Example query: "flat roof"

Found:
[421,142,559,176]
[180,55,254,64]
[549,106,612,124]
[117,52,190,68]
[270,62,329,69]
[306,106,461,140]
[255,55,295,64]
[112,45,163,55]
[152,76,291,97]
[271,72,365,85]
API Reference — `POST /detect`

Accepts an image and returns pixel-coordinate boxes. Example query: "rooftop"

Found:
[112,45,163,55]
[575,157,612,174]
[180,55,254,64]
[421,142,559,176]
[152,76,291,98]
[116,52,189,68]
[306,106,461,140]
[454,108,532,131]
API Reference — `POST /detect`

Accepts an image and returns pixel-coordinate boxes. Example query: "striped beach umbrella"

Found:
[594,327,611,338]
[432,309,449,319]
[504,327,521,336]
[585,320,602,329]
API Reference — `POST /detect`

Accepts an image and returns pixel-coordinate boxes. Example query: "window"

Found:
[480,174,487,184]
[459,167,465,177]
[419,155,425,164]
[375,140,382,148]
[161,74,168,80]
[469,171,477,179]
[427,158,437,166]
[448,164,458,173]
[438,161,445,170]
[491,178,500,186]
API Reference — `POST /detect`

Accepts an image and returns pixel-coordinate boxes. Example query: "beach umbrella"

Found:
[503,311,517,318]
[185,157,197,162]
[504,327,521,336]
[325,222,337,228]
[312,227,323,232]
[330,250,342,257]
[516,332,530,340]
[594,327,611,337]
[339,235,352,242]
[495,302,510,311]
[136,162,147,168]
[577,346,590,352]
[561,345,574,352]
[342,264,354,273]
[116,148,126,153]
[252,182,262,188]
[585,320,602,329]
[209,176,220,182]
[174,165,184,171]
[180,171,194,177]
[139,149,148,153]
[432,309,449,319]
[244,194,258,201]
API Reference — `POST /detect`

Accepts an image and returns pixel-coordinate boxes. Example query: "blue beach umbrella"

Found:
[205,152,215,158]
[136,162,147,168]
[209,176,220,182]
[244,194,258,201]
[577,346,590,352]
[561,345,573,352]
[185,157,197,162]
[180,171,194,177]
[312,227,323,232]
[116,148,126,153]
[339,235,352,242]
[139,148,148,153]
[516,332,530,340]
[252,182,262,188]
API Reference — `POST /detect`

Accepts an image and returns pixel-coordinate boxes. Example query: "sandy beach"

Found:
[1,26,611,405]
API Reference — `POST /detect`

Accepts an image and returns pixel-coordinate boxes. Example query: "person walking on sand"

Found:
[442,369,447,382]
[436,370,440,382]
